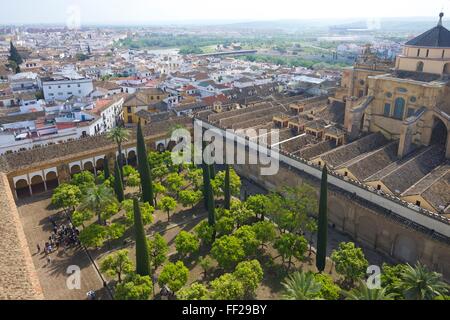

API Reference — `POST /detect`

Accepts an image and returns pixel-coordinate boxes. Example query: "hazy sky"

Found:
[1,0,450,25]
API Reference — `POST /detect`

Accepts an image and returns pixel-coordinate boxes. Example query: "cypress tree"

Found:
[202,162,210,210]
[224,164,231,210]
[316,165,328,273]
[206,166,216,228]
[133,198,151,277]
[9,41,23,66]
[103,156,110,180]
[137,122,154,206]
[113,159,125,202]
[209,164,216,179]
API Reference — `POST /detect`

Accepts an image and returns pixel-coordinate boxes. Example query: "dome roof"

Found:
[405,13,450,48]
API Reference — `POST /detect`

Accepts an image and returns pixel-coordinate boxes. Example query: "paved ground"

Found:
[17,192,110,300]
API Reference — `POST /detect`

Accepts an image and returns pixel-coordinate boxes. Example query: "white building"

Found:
[41,76,94,101]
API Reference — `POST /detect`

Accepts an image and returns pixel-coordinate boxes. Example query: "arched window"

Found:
[393,98,405,120]
[443,63,450,74]
[416,61,424,72]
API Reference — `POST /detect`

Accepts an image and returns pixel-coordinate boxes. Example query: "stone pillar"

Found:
[398,123,414,158]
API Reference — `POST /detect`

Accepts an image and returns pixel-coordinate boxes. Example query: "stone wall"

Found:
[0,173,44,300]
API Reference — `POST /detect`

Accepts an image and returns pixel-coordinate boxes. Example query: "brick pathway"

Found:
[17,193,110,300]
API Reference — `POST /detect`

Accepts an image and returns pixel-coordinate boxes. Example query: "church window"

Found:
[385,92,392,98]
[384,103,391,117]
[397,87,408,93]
[393,98,405,120]
[410,96,417,103]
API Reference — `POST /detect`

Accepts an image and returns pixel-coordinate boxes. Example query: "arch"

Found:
[15,179,30,199]
[30,175,45,194]
[443,62,450,75]
[83,161,95,174]
[45,171,59,190]
[96,158,105,171]
[393,98,405,120]
[416,61,424,72]
[430,116,448,146]
[70,164,81,176]
[157,143,166,153]
[127,150,137,167]
[393,235,418,264]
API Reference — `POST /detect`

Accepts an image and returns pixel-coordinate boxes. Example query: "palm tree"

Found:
[396,263,449,300]
[282,271,322,300]
[78,184,117,225]
[107,126,130,181]
[345,280,394,300]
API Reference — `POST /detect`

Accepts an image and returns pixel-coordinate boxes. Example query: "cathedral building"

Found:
[342,13,450,159]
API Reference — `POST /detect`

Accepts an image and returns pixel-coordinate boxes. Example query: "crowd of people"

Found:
[38,217,81,256]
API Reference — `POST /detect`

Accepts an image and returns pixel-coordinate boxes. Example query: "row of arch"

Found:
[13,137,178,200]
[15,150,139,199]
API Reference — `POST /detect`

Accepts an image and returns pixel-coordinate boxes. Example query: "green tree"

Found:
[179,190,202,208]
[381,263,409,298]
[175,231,200,257]
[133,198,151,277]
[282,271,322,300]
[51,183,81,213]
[267,185,317,234]
[127,173,141,188]
[234,226,259,257]
[122,199,154,226]
[212,168,241,198]
[210,273,245,300]
[233,260,264,297]
[147,234,168,273]
[153,181,166,206]
[245,194,270,220]
[159,196,177,221]
[71,210,93,228]
[115,274,153,300]
[187,168,203,191]
[216,216,235,236]
[224,165,231,209]
[331,242,369,287]
[114,160,125,202]
[71,171,95,190]
[345,280,394,300]
[8,41,23,67]
[165,172,184,197]
[123,165,138,178]
[251,221,276,249]
[103,156,111,180]
[274,233,308,270]
[316,165,328,273]
[211,235,245,269]
[198,256,214,278]
[78,184,117,225]
[314,273,341,300]
[137,122,154,205]
[396,263,449,300]
[177,283,209,300]
[100,249,133,283]
[158,261,189,292]
[79,224,107,248]
[194,220,215,245]
[107,127,130,181]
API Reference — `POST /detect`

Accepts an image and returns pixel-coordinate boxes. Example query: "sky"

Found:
[1,0,450,25]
